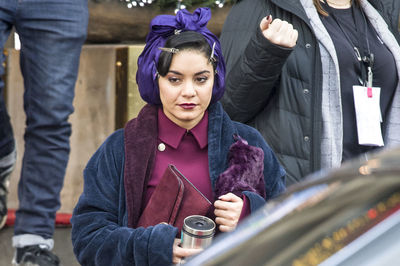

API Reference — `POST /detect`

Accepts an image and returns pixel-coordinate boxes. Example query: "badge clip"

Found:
[367,87,373,98]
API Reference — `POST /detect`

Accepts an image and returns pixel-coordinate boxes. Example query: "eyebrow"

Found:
[168,70,211,76]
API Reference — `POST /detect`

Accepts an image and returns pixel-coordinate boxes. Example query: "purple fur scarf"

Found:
[214,135,266,199]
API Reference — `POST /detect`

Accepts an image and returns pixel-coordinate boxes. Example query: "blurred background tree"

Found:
[88,0,233,43]
[116,0,232,10]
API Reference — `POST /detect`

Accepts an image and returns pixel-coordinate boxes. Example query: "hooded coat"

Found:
[71,102,285,266]
[220,0,400,185]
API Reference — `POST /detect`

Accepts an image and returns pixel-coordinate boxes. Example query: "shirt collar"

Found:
[158,108,208,149]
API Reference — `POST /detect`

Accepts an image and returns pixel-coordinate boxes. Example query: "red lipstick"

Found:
[180,103,196,109]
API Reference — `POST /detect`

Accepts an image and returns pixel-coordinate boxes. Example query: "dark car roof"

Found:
[186,147,400,266]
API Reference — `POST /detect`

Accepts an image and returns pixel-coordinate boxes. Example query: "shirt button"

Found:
[303,89,309,94]
[305,43,311,48]
[158,143,166,152]
[304,136,310,142]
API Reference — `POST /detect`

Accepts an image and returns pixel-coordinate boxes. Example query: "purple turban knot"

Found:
[136,7,226,105]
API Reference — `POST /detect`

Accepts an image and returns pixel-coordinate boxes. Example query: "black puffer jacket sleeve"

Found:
[220,0,293,123]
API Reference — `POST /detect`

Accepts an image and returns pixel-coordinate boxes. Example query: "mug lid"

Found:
[183,215,216,236]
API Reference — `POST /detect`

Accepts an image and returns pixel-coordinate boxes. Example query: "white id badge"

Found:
[352,85,384,146]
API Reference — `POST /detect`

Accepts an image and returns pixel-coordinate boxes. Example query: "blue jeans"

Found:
[0,0,88,239]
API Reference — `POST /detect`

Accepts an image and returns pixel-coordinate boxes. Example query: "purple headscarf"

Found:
[136,7,226,105]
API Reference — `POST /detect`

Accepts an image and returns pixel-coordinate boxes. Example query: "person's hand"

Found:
[214,192,243,232]
[260,15,298,48]
[172,238,202,264]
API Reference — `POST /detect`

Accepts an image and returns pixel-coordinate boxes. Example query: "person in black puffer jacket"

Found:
[220,0,400,186]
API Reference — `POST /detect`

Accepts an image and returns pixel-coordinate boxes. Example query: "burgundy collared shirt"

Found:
[144,108,212,205]
[145,108,250,221]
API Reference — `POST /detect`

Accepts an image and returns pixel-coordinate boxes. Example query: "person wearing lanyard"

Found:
[220,0,400,185]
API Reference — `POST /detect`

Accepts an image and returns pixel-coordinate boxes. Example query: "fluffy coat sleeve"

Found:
[231,122,286,212]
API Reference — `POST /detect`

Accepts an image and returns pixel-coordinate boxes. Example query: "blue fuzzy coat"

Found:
[71,102,285,266]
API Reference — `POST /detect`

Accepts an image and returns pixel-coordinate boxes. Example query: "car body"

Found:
[186,147,400,266]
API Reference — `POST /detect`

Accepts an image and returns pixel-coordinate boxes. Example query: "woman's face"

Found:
[158,49,214,130]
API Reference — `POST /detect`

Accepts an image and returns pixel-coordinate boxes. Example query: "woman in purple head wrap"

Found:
[71,7,285,266]
[136,7,226,105]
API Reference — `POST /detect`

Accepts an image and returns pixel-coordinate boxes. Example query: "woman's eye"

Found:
[196,76,208,83]
[168,77,180,83]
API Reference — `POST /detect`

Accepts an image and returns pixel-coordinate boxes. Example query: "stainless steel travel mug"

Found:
[181,215,216,249]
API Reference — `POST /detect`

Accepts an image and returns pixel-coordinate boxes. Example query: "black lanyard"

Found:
[323,1,374,87]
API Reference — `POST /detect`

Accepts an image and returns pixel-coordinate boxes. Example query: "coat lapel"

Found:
[124,104,158,227]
